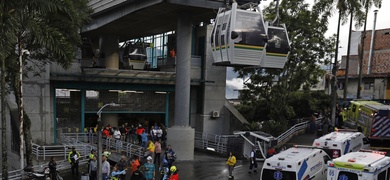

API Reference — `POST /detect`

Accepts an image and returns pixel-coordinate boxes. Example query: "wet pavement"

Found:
[62,151,263,180]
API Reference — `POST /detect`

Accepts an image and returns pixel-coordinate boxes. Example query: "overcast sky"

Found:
[226,0,390,99]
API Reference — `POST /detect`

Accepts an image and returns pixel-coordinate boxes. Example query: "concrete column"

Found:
[168,12,194,161]
[174,12,192,126]
[99,35,119,69]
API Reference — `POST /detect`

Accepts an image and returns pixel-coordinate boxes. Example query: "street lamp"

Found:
[97,102,118,180]
[19,48,29,169]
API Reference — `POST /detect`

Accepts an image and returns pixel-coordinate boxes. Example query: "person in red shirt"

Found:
[169,166,179,180]
[135,124,144,145]
[267,147,276,158]
[169,48,176,58]
[102,127,110,138]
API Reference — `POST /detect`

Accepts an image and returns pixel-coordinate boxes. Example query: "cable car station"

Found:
[10,0,290,163]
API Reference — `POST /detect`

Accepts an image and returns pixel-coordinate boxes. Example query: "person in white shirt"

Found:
[156,127,163,141]
[102,155,110,180]
[113,128,121,140]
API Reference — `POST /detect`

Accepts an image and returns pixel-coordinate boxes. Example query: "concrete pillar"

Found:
[99,35,119,69]
[174,12,192,126]
[168,12,195,161]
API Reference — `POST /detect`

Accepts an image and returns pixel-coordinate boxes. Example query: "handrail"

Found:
[0,152,89,180]
[277,117,323,143]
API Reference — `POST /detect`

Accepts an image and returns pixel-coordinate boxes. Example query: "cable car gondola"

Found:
[261,24,290,69]
[122,41,149,70]
[210,1,290,69]
[211,2,267,67]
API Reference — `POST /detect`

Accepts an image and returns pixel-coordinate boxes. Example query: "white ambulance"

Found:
[260,145,330,180]
[312,130,370,159]
[327,150,390,180]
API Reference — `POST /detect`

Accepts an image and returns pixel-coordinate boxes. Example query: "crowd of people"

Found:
[80,122,178,180]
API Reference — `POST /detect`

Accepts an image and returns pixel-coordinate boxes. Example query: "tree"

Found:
[0,1,18,178]
[0,0,91,172]
[235,0,335,134]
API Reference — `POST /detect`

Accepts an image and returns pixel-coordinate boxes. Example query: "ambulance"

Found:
[327,150,390,180]
[312,130,370,159]
[260,145,330,180]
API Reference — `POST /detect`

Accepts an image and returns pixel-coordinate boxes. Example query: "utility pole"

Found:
[344,8,354,101]
[18,36,25,170]
[357,1,369,99]
[331,10,342,127]
[97,103,117,180]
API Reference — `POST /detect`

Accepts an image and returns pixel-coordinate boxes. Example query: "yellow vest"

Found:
[110,176,118,180]
[226,155,236,166]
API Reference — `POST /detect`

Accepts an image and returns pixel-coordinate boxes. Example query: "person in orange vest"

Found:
[226,152,236,179]
[169,48,176,58]
[130,155,140,175]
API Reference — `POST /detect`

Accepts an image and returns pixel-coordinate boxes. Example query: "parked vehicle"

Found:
[327,150,390,180]
[312,130,370,159]
[260,145,330,180]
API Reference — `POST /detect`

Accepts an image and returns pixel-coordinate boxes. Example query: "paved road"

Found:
[62,151,263,180]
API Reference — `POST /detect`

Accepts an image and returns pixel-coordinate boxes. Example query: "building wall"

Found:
[23,61,54,144]
[338,28,390,101]
[337,77,387,100]
[195,25,230,135]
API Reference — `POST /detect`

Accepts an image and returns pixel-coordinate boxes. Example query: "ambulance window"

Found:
[378,170,386,180]
[352,105,356,112]
[338,171,358,180]
[323,155,330,164]
[363,137,370,145]
[261,169,296,180]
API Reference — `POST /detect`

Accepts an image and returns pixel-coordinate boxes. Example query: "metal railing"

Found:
[0,151,89,180]
[194,117,324,155]
[60,133,144,158]
[277,117,323,144]
[194,132,239,154]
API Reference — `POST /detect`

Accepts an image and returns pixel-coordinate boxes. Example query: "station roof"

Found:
[82,0,225,41]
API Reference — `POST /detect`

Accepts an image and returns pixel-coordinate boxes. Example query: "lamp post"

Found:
[19,47,29,169]
[97,102,117,180]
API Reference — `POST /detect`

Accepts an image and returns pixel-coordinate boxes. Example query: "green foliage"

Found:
[0,0,92,170]
[260,120,288,137]
[288,91,331,118]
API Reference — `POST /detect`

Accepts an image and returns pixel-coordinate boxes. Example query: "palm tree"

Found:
[313,0,364,126]
[1,1,19,178]
[1,0,91,173]
[356,0,382,98]
[344,0,365,101]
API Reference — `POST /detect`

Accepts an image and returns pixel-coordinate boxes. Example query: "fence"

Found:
[59,133,144,159]
[194,117,324,154]
[277,117,323,144]
[194,132,239,154]
[0,150,89,180]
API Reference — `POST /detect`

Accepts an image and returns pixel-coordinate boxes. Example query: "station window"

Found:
[364,82,374,90]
